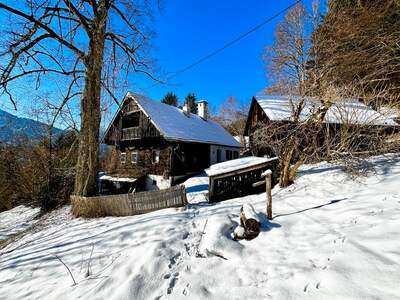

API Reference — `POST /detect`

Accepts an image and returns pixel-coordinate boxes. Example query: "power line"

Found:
[143,0,301,91]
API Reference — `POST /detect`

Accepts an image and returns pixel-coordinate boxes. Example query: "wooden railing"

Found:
[121,127,141,140]
[71,185,187,217]
[208,158,279,202]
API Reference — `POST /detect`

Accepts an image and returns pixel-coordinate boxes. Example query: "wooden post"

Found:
[262,170,273,220]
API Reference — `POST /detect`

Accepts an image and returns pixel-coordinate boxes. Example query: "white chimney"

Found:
[182,103,190,117]
[197,100,208,119]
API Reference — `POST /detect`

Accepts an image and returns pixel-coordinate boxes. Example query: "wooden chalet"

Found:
[244,94,399,156]
[102,92,241,193]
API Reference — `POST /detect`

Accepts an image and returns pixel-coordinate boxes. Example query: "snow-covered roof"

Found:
[254,94,398,126]
[234,135,249,147]
[128,93,241,147]
[205,156,278,177]
[99,175,137,183]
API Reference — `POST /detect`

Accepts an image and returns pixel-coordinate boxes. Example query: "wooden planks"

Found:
[208,159,279,202]
[71,185,187,218]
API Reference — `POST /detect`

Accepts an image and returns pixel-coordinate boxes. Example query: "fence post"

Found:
[263,170,273,220]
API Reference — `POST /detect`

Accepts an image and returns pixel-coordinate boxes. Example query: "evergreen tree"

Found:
[161,92,178,106]
[185,93,197,114]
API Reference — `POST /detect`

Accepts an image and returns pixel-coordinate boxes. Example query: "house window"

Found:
[217,149,221,163]
[233,151,239,159]
[152,150,160,164]
[131,151,138,164]
[226,150,233,160]
[120,152,127,164]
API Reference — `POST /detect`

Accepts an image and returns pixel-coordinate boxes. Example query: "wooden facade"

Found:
[102,94,241,193]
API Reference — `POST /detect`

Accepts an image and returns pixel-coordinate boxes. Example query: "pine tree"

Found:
[185,93,197,114]
[161,92,178,106]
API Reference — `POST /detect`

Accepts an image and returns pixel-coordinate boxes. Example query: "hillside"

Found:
[0,155,399,299]
[0,109,62,143]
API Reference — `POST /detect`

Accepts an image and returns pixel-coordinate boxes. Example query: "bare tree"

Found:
[213,96,248,146]
[254,2,399,188]
[264,3,313,96]
[311,0,400,105]
[0,0,157,196]
[257,2,333,187]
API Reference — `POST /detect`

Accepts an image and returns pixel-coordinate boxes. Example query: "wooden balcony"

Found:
[121,127,141,140]
[124,101,140,114]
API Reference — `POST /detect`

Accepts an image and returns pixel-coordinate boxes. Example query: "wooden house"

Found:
[102,92,241,193]
[244,94,399,156]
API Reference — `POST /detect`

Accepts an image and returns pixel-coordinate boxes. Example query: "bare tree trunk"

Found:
[74,7,107,197]
[279,160,289,187]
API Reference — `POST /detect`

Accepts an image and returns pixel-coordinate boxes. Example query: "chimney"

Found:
[197,100,208,120]
[182,103,190,117]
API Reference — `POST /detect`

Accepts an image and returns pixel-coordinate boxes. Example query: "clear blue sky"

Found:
[137,0,303,111]
[1,0,321,125]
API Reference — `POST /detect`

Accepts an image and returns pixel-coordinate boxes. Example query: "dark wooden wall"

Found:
[111,145,173,178]
[170,143,210,177]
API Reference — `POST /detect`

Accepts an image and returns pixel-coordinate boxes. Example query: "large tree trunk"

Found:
[74,8,107,197]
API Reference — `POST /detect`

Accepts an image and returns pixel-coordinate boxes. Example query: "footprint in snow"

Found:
[304,283,309,292]
[167,272,179,294]
[182,231,189,240]
[182,283,190,296]
[168,252,181,268]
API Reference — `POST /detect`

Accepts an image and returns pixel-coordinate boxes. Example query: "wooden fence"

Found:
[208,158,279,202]
[71,185,187,218]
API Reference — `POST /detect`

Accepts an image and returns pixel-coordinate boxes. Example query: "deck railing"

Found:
[121,126,141,140]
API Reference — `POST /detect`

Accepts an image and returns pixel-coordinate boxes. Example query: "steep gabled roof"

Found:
[254,94,398,126]
[103,92,241,148]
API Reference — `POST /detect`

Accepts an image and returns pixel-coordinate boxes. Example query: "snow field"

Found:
[0,155,399,299]
[0,206,40,241]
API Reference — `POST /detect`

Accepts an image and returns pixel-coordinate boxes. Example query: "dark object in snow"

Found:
[236,204,260,240]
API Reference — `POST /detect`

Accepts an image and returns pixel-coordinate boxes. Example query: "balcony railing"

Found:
[121,127,141,140]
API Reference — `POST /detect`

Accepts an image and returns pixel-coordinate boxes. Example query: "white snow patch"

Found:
[241,203,260,222]
[261,169,272,177]
[0,206,40,241]
[99,175,137,182]
[183,173,209,204]
[198,215,243,260]
[205,156,278,177]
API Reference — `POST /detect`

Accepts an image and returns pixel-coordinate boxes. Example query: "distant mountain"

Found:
[0,109,62,143]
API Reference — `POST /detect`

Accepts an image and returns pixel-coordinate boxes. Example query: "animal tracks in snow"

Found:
[167,272,179,294]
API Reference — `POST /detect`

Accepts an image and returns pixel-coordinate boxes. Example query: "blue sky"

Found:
[0,0,322,125]
[138,0,302,111]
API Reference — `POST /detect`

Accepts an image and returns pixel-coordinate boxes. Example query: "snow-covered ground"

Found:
[1,155,400,299]
[0,206,40,241]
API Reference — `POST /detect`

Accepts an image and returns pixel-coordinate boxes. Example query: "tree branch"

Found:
[0,2,86,60]
[62,0,92,35]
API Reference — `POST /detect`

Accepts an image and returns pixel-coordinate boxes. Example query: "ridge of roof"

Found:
[253,94,398,126]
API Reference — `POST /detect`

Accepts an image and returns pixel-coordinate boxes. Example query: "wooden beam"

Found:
[209,158,278,180]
